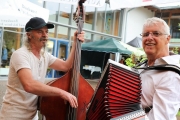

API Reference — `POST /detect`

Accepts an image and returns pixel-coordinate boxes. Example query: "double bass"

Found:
[38,0,94,119]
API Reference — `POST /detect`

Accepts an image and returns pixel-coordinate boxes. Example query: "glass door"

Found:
[45,39,56,78]
[54,39,69,78]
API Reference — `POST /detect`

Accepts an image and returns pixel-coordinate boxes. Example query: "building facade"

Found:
[0,0,179,78]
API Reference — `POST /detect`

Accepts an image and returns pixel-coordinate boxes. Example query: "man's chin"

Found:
[41,42,46,47]
[145,51,155,56]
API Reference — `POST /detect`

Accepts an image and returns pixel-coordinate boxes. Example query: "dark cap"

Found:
[25,17,54,32]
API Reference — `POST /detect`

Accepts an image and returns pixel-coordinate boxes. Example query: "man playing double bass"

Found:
[0,17,85,120]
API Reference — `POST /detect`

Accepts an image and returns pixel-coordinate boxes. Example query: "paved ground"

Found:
[86,79,99,90]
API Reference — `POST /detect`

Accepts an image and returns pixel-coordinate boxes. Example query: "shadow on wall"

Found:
[0,80,7,109]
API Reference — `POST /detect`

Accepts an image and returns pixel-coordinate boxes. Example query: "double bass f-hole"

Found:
[39,0,94,120]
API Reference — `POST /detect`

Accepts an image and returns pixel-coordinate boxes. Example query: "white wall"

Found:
[125,7,154,43]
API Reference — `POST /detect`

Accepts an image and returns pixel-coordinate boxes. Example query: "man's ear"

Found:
[26,32,31,38]
[27,32,29,36]
[166,35,171,44]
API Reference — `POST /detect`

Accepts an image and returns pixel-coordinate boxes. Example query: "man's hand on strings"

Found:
[60,89,78,108]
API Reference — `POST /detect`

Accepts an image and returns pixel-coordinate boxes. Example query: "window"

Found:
[0,28,23,76]
[170,18,180,39]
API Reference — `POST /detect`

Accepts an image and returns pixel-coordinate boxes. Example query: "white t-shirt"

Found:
[0,46,57,120]
[139,55,180,120]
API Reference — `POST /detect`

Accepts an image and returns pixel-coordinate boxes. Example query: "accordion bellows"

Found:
[86,59,142,120]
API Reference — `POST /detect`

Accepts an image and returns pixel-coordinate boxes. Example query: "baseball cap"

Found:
[25,17,54,32]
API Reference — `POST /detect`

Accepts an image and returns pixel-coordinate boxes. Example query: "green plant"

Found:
[125,54,147,67]
[172,47,179,54]
[125,57,136,67]
[140,57,147,63]
[177,110,180,116]
[125,54,137,67]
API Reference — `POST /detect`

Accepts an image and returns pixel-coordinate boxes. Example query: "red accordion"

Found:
[86,59,144,120]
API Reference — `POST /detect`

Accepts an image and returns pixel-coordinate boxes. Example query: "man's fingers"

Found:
[70,96,78,108]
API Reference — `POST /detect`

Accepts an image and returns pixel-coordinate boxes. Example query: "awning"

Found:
[109,0,180,10]
[81,38,132,55]
[43,0,180,9]
[120,41,145,56]
[0,0,49,28]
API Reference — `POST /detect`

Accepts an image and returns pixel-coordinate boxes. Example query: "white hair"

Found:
[22,34,45,57]
[143,17,170,35]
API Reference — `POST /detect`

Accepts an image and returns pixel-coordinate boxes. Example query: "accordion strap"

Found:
[144,106,152,113]
[133,53,180,74]
[133,59,148,68]
[136,64,180,75]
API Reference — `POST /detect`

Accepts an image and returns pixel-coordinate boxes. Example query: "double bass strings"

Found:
[67,1,84,119]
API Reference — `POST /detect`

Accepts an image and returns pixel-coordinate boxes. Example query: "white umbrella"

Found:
[120,41,145,57]
[0,0,49,28]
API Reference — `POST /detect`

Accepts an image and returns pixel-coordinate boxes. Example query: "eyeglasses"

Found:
[140,31,168,37]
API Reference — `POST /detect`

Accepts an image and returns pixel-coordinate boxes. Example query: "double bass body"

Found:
[39,70,94,120]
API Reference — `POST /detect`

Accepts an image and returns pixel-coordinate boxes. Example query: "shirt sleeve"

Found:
[148,72,180,120]
[11,50,31,72]
[46,52,57,66]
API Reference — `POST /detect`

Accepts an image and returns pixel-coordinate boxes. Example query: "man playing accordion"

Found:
[139,17,180,120]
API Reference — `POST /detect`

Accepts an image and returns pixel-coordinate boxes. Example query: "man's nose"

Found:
[147,33,154,38]
[42,31,48,36]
